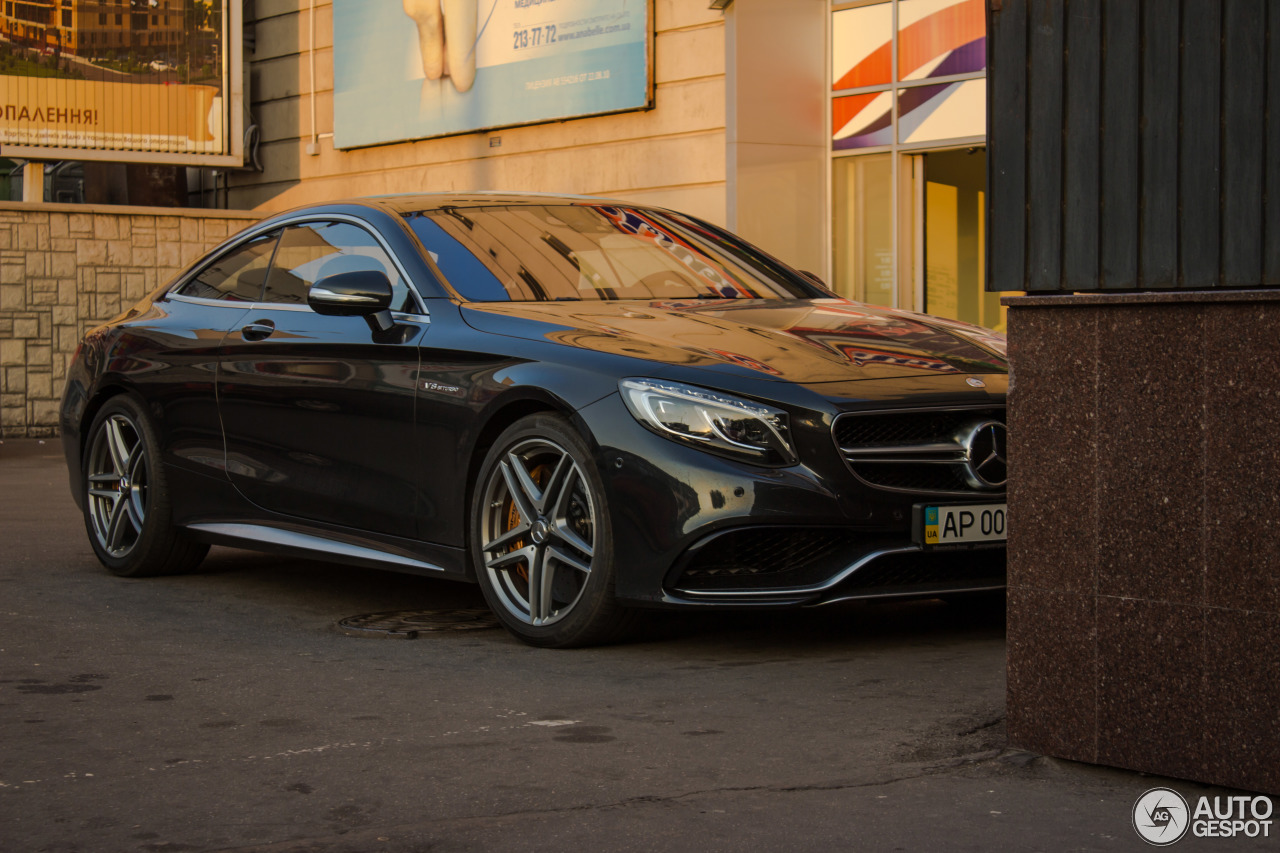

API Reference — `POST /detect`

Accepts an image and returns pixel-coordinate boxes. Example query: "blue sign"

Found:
[333,0,652,148]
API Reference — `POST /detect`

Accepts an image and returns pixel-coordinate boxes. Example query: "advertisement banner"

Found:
[333,0,653,149]
[0,0,240,165]
[0,78,220,151]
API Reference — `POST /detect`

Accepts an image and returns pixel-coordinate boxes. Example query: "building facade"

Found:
[1,0,188,57]
[226,0,1003,329]
[1,0,1004,436]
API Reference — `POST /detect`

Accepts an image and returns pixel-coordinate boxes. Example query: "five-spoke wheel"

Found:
[81,396,207,577]
[472,415,635,647]
[86,408,150,559]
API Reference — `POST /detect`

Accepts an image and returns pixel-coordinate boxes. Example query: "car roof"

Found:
[261,192,654,224]
[368,191,638,212]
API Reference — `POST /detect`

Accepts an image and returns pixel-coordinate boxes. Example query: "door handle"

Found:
[241,320,276,341]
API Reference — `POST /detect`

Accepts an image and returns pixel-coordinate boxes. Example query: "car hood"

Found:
[459,298,1007,383]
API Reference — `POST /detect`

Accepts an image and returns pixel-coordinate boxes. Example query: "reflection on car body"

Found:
[60,193,1008,647]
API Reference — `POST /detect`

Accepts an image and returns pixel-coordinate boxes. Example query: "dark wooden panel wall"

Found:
[988,0,1280,292]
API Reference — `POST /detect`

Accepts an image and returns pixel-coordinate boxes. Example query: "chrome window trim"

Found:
[166,292,424,324]
[166,293,265,310]
[167,212,431,318]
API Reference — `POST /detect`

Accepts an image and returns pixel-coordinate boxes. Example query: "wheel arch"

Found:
[78,383,135,463]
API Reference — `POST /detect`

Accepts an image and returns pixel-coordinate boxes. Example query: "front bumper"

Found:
[664,526,1004,606]
[576,391,1006,608]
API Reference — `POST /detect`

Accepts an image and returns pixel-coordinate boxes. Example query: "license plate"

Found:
[916,503,1007,547]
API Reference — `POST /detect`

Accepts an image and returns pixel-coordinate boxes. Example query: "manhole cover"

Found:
[337,609,500,639]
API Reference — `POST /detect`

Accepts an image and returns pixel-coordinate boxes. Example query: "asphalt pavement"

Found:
[0,438,1270,852]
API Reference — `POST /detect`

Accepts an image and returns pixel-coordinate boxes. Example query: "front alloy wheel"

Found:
[472,415,635,647]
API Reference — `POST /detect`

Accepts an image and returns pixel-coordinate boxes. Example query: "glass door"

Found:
[833,153,895,307]
[920,147,1010,332]
[829,0,998,325]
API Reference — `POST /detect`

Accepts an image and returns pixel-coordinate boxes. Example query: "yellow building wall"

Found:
[229,1,728,227]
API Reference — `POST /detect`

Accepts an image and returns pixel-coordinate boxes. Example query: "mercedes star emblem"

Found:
[959,420,1008,489]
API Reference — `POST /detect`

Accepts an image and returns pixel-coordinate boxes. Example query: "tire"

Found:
[81,395,209,577]
[471,414,637,648]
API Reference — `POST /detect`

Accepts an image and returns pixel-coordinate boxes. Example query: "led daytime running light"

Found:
[619,378,796,464]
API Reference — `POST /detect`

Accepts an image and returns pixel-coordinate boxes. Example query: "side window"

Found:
[176,232,279,301]
[407,212,510,301]
[265,221,415,311]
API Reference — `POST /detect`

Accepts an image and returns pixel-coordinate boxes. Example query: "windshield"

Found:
[402,204,826,302]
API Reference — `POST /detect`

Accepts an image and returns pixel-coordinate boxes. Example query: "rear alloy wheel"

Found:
[472,415,635,647]
[82,396,208,577]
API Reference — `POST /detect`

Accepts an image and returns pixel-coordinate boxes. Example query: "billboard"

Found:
[0,0,242,166]
[333,0,652,149]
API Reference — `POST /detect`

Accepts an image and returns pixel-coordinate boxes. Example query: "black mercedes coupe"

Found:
[59,193,1008,647]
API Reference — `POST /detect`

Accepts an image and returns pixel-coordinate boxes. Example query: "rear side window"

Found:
[177,232,280,301]
[265,221,416,311]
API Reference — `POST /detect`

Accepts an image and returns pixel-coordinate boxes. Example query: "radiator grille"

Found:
[833,406,1006,496]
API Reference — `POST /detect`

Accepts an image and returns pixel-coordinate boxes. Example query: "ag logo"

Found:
[1134,787,1191,845]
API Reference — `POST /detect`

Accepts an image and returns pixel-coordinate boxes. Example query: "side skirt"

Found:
[184,521,470,579]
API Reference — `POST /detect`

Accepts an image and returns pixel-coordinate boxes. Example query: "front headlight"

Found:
[619,378,797,466]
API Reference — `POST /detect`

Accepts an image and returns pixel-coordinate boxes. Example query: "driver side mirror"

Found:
[309,270,396,333]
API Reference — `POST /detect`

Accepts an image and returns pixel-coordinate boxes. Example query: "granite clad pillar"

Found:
[1005,291,1280,795]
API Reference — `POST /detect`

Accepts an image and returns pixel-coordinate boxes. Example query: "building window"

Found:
[831,0,1014,330]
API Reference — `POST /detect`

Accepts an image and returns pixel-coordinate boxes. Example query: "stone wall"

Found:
[0,202,259,438]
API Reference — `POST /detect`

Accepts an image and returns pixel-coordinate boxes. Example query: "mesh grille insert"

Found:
[675,528,868,591]
[671,526,1005,596]
[833,406,1006,496]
